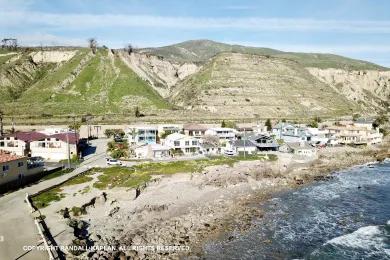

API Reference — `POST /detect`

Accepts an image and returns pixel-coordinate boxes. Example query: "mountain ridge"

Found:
[0,40,389,121]
[140,39,388,70]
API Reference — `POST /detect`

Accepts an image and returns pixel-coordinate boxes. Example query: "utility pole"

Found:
[243,128,246,158]
[66,133,71,169]
[0,110,3,137]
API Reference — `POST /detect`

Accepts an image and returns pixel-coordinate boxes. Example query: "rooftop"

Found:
[3,131,79,144]
[183,123,207,131]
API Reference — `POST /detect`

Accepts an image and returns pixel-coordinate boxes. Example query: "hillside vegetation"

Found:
[0,40,388,122]
[171,52,358,118]
[0,48,171,117]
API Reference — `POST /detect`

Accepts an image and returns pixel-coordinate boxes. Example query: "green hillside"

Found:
[0,48,171,117]
[141,40,388,70]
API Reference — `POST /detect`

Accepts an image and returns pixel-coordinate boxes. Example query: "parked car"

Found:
[106,159,123,166]
[224,150,236,156]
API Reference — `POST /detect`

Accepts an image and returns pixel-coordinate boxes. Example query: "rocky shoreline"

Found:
[53,145,389,260]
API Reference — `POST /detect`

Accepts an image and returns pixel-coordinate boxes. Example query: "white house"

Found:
[200,143,221,156]
[0,131,79,161]
[228,139,258,155]
[183,123,207,138]
[272,123,312,142]
[133,143,171,159]
[326,123,383,145]
[30,133,78,161]
[280,142,316,157]
[126,126,158,145]
[157,124,182,137]
[205,128,237,140]
[163,133,200,155]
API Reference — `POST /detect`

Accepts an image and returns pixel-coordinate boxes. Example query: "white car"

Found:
[106,159,123,166]
[224,150,236,156]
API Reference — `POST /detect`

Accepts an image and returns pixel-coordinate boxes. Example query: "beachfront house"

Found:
[126,126,158,145]
[228,139,258,155]
[280,142,316,157]
[200,143,221,156]
[157,124,183,138]
[249,134,279,151]
[163,133,200,155]
[183,123,207,138]
[272,123,312,142]
[205,127,237,141]
[133,143,171,160]
[30,132,78,161]
[0,131,79,161]
[326,123,383,145]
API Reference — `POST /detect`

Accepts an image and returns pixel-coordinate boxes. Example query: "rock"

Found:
[108,207,120,217]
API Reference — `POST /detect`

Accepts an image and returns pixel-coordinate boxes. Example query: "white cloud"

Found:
[1,11,390,33]
[15,33,87,47]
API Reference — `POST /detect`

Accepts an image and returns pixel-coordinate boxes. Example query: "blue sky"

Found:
[1,0,390,66]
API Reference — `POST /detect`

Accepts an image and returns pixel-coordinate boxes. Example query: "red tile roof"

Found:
[4,131,79,144]
[6,131,47,142]
[50,133,79,144]
[0,150,25,163]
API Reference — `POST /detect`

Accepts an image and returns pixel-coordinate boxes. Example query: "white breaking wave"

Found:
[325,223,390,255]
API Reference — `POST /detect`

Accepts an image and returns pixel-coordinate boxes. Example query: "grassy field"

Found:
[32,154,275,208]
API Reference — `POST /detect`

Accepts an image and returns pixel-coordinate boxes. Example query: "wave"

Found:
[312,222,390,259]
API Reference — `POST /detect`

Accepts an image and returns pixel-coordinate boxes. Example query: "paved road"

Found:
[0,139,107,260]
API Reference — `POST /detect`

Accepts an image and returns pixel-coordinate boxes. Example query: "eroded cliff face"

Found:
[170,52,356,118]
[30,51,77,63]
[308,68,390,112]
[119,51,199,98]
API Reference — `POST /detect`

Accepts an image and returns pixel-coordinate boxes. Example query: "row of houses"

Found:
[0,129,79,161]
[125,118,383,160]
[126,124,279,160]
[273,119,383,146]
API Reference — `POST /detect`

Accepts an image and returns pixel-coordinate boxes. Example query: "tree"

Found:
[126,44,133,55]
[265,119,272,131]
[68,122,81,131]
[0,110,3,136]
[352,113,360,121]
[373,114,388,129]
[308,120,319,128]
[135,107,141,118]
[88,38,97,54]
[313,116,322,123]
[221,120,236,129]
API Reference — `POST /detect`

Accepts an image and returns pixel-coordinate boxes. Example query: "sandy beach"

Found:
[35,143,389,260]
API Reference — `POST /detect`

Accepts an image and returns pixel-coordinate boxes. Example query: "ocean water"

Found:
[204,161,390,260]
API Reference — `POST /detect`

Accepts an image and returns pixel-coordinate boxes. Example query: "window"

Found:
[18,162,24,167]
[174,141,180,146]
[3,165,9,172]
[0,142,3,147]
[192,141,197,145]
[185,141,190,146]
